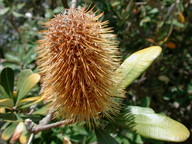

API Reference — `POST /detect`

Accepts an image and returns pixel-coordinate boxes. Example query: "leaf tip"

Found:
[145,46,162,59]
[31,73,41,82]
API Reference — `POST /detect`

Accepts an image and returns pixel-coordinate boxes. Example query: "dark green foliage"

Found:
[0,0,191,144]
[0,68,14,98]
[95,128,119,144]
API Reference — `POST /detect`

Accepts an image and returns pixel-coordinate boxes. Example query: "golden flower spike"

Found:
[36,6,124,127]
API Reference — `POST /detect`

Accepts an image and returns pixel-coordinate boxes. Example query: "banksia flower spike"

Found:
[36,6,124,126]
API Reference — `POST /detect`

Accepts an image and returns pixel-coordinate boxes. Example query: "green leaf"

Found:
[23,48,36,66]
[95,129,119,144]
[0,113,17,121]
[1,123,18,141]
[128,106,155,114]
[116,46,162,88]
[14,112,23,122]
[16,73,40,102]
[12,11,24,17]
[111,1,121,8]
[0,122,11,131]
[17,69,33,93]
[5,53,21,63]
[140,96,151,107]
[125,106,190,142]
[0,67,14,98]
[172,19,185,28]
[149,8,159,14]
[0,85,10,99]
[140,17,151,26]
[32,105,48,115]
[0,7,10,15]
[0,98,14,107]
[17,96,43,108]
[16,3,25,10]
[53,7,64,14]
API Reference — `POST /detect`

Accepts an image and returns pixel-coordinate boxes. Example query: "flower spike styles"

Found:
[36,7,124,127]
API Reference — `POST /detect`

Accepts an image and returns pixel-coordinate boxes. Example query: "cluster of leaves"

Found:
[86,0,192,143]
[0,0,192,144]
[0,68,44,143]
[0,47,189,144]
[0,0,63,70]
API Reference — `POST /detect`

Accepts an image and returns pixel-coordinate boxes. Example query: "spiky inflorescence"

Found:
[36,7,124,126]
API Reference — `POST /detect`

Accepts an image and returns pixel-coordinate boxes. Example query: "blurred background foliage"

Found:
[0,0,192,143]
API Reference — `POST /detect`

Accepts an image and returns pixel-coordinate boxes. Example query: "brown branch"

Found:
[27,104,38,115]
[31,119,73,133]
[39,112,52,125]
[25,112,75,134]
[25,118,74,134]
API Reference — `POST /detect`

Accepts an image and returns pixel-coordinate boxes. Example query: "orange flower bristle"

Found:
[36,7,124,127]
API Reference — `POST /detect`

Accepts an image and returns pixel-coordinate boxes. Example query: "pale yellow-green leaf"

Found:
[133,114,190,142]
[126,106,190,142]
[16,73,40,102]
[116,46,162,88]
[0,107,5,113]
[19,128,28,144]
[17,69,33,92]
[1,123,17,141]
[16,96,42,107]
[19,96,44,109]
[128,106,155,114]
[32,105,48,115]
[0,98,14,107]
[10,122,25,143]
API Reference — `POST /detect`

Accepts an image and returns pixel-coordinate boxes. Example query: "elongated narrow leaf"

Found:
[0,7,10,15]
[0,113,17,121]
[5,53,21,63]
[95,129,119,144]
[17,96,41,106]
[0,67,14,98]
[1,123,18,141]
[16,73,40,102]
[19,97,43,109]
[17,69,33,92]
[19,128,28,144]
[10,122,25,143]
[1,122,11,131]
[0,98,14,107]
[0,85,10,99]
[32,106,48,115]
[116,46,162,88]
[14,112,23,122]
[16,96,43,107]
[124,106,190,142]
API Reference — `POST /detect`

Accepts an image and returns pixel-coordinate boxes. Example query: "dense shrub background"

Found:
[0,0,192,143]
